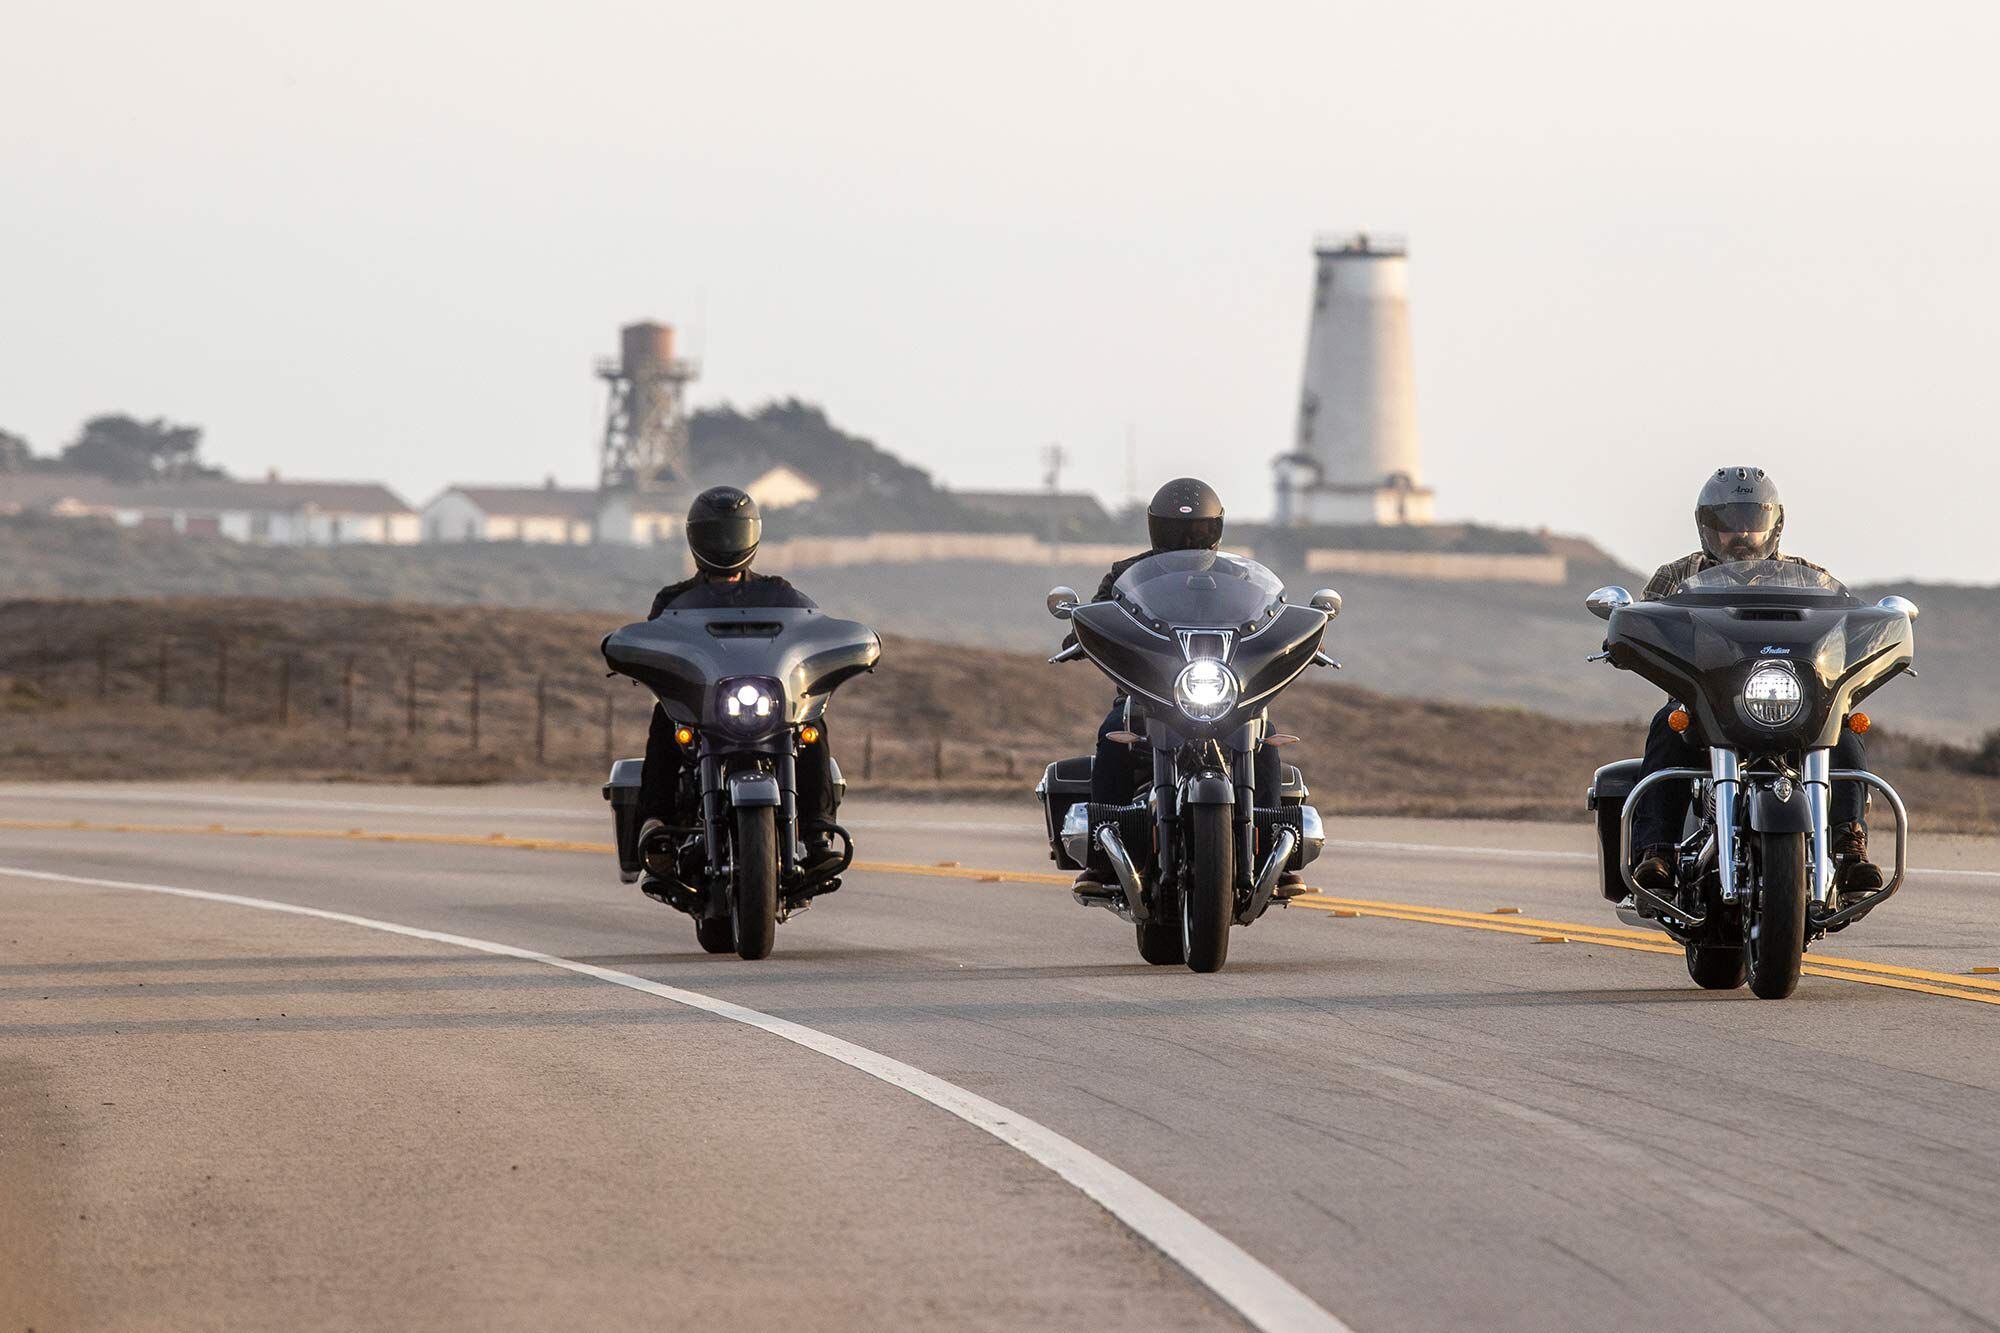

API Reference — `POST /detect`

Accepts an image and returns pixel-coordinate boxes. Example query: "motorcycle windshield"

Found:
[602,607,880,729]
[1670,560,1854,601]
[1112,550,1286,633]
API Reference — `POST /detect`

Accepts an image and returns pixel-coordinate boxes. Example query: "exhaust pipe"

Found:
[1095,823,1149,921]
[1241,826,1298,924]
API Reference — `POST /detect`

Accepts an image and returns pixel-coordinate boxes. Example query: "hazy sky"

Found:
[4,1,1996,581]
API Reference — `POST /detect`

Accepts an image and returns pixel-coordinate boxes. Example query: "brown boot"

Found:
[1631,846,1675,896]
[1832,821,1884,904]
[1073,865,1118,897]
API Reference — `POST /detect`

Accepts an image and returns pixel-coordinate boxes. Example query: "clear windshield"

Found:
[1675,560,1850,597]
[1111,550,1285,628]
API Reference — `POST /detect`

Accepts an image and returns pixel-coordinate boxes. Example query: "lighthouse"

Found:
[1275,233,1435,526]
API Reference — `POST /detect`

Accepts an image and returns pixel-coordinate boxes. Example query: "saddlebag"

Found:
[1586,759,1644,901]
[603,757,646,882]
[1037,756,1094,868]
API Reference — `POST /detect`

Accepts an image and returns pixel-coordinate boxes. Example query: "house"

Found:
[422,482,601,544]
[0,472,419,544]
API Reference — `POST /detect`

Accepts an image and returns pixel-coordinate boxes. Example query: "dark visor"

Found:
[1697,502,1779,534]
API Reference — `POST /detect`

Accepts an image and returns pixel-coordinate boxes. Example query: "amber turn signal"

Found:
[674,726,694,746]
[799,724,821,745]
[1667,709,1691,733]
[1846,712,1871,735]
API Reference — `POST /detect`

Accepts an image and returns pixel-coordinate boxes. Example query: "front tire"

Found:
[732,805,779,961]
[1136,915,1185,966]
[1746,831,1808,999]
[1685,941,1746,990]
[694,914,736,954]
[1181,804,1234,973]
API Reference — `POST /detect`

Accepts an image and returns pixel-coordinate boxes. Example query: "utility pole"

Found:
[1041,442,1067,569]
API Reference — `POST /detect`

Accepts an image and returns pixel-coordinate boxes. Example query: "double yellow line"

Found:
[4,817,1997,1008]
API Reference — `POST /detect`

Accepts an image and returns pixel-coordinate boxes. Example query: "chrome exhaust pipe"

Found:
[1095,823,1148,920]
[1241,826,1298,924]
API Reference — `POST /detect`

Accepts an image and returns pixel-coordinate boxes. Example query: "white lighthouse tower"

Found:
[1275,233,1434,526]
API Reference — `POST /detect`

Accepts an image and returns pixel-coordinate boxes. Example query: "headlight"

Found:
[717,676,783,733]
[1742,664,1803,726]
[1174,658,1239,723]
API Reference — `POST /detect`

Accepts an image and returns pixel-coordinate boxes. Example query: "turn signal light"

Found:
[1847,712,1871,735]
[1667,709,1691,733]
[674,726,694,746]
[799,724,821,745]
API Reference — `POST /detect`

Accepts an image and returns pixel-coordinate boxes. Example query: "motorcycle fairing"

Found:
[602,607,881,728]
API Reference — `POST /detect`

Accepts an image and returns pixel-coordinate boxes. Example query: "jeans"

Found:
[1630,702,1868,853]
[1090,698,1283,808]
[639,706,836,831]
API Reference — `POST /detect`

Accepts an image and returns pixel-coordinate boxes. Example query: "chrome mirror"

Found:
[1877,595,1919,621]
[1308,588,1342,619]
[1585,586,1632,621]
[1046,586,1079,620]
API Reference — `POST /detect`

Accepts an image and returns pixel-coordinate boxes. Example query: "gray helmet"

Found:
[1695,467,1783,563]
[686,485,761,574]
[1146,477,1224,551]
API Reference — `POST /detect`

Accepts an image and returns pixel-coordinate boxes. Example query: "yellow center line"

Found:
[4,817,1995,1007]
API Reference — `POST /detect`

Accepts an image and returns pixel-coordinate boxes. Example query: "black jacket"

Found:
[649,571,817,618]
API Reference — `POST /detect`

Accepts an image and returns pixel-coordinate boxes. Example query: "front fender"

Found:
[1747,781,1814,833]
[1180,772,1235,808]
[727,772,782,807]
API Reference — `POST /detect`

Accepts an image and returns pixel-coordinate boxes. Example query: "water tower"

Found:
[1274,233,1434,526]
[597,321,699,492]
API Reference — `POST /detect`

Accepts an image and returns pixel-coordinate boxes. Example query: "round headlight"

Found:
[719,676,781,730]
[1742,664,1803,726]
[1174,658,1239,723]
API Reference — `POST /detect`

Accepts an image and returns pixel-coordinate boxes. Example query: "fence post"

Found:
[932,736,944,781]
[863,731,874,781]
[406,658,418,738]
[342,657,355,733]
[156,641,169,706]
[602,684,614,769]
[469,671,481,751]
[215,640,229,715]
[277,654,291,726]
[535,676,547,764]
[96,637,109,701]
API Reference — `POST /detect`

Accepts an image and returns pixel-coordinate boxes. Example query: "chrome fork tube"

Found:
[1710,748,1744,902]
[1803,748,1833,906]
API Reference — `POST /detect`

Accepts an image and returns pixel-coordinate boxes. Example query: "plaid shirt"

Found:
[1640,550,1829,602]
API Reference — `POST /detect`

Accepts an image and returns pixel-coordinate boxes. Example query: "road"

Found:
[3,781,1998,1332]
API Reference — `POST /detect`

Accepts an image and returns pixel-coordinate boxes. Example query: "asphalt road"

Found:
[3,781,1999,1332]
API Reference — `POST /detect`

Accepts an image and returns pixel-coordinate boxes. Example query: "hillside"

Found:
[3,595,1997,832]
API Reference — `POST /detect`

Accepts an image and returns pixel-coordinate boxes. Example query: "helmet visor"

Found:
[1697,502,1780,560]
[689,514,761,570]
[1148,515,1224,552]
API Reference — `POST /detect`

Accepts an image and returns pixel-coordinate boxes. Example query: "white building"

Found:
[0,473,419,544]
[1277,233,1436,526]
[421,483,603,544]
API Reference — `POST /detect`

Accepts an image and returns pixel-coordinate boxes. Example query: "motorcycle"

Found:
[600,605,880,959]
[1036,550,1340,972]
[1584,559,1917,998]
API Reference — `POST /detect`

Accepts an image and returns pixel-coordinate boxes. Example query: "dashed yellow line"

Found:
[3,817,1996,1007]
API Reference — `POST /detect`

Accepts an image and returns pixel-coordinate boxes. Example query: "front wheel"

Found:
[732,805,779,961]
[1136,915,1185,966]
[694,914,736,954]
[1181,804,1234,973]
[1746,831,1808,999]
[1685,941,1746,990]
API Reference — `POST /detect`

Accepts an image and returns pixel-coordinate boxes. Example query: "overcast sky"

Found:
[4,0,1996,581]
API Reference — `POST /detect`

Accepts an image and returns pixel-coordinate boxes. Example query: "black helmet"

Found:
[686,485,762,574]
[1695,467,1783,563]
[1146,477,1224,552]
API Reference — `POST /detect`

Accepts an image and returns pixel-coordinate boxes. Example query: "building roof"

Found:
[0,472,412,515]
[952,489,1112,527]
[437,486,602,520]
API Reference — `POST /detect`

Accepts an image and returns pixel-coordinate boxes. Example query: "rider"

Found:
[1072,478,1292,891]
[1628,467,1883,904]
[635,486,840,882]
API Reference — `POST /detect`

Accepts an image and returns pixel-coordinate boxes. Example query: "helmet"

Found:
[686,486,762,574]
[1146,477,1224,552]
[1695,467,1784,563]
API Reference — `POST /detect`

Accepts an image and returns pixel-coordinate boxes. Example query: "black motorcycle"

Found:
[1584,560,1916,998]
[1037,550,1339,972]
[600,606,880,959]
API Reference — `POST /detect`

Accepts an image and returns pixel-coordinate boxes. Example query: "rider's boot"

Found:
[638,818,696,900]
[1831,821,1884,907]
[800,830,844,878]
[1631,845,1676,899]
[1073,864,1119,897]
[1274,869,1308,899]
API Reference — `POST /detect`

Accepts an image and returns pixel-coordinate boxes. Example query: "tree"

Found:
[0,429,29,473]
[58,414,224,482]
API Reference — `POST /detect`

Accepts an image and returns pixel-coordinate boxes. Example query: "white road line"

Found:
[1,863,1351,1333]
[1323,838,2000,880]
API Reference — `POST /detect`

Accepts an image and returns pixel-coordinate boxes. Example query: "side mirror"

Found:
[1046,586,1079,620]
[1308,588,1342,619]
[1585,586,1633,621]
[1877,595,1919,621]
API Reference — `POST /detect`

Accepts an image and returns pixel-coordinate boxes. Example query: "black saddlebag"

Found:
[1586,759,1643,901]
[603,757,646,882]
[1037,756,1093,868]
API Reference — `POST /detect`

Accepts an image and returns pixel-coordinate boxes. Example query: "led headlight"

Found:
[1742,663,1803,726]
[1174,658,1239,723]
[717,676,783,733]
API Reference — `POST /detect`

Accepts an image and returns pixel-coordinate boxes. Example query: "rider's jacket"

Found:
[1641,551,1829,602]
[649,571,817,618]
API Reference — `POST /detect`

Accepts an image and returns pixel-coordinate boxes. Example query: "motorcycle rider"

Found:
[1628,467,1883,904]
[635,486,840,885]
[1071,477,1293,892]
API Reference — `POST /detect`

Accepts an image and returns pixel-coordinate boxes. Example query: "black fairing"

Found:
[1068,552,1328,734]
[601,607,881,728]
[1604,596,1912,750]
